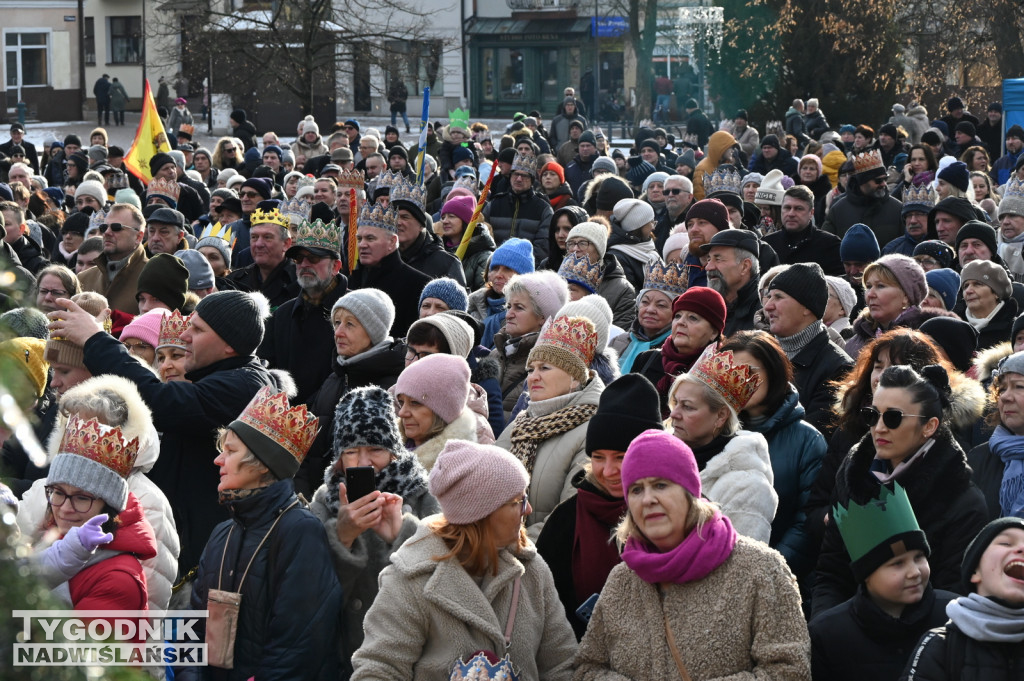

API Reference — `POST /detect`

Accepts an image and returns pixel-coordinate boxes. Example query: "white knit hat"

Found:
[75,180,107,206]
[612,198,656,232]
[409,313,474,359]
[662,230,690,260]
[824,275,857,317]
[558,295,612,352]
[566,222,609,259]
[754,169,786,206]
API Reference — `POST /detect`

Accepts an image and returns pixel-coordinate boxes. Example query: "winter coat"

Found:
[1,138,39,172]
[78,243,149,315]
[809,584,957,681]
[952,297,1019,352]
[822,183,905,248]
[400,228,467,285]
[606,234,655,293]
[992,148,1023,186]
[564,156,594,198]
[694,430,778,543]
[806,109,830,141]
[764,225,844,275]
[732,125,761,158]
[550,112,588,150]
[899,619,1024,681]
[10,234,47,274]
[966,442,1008,521]
[234,120,259,151]
[750,148,799,177]
[484,187,554,263]
[811,427,989,618]
[693,131,736,201]
[291,136,329,162]
[723,276,762,337]
[445,223,495,291]
[610,319,670,374]
[596,253,637,328]
[411,407,491,471]
[488,329,539,420]
[181,480,342,681]
[844,305,940,358]
[685,108,715,150]
[347,249,432,338]
[167,107,194,136]
[226,258,301,311]
[108,81,129,110]
[791,328,854,436]
[745,388,825,577]
[574,537,811,681]
[309,474,439,656]
[496,374,605,539]
[351,520,577,681]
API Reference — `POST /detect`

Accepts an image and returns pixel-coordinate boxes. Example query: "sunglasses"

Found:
[665,188,687,195]
[861,406,929,429]
[238,190,262,199]
[98,222,136,234]
[291,253,325,265]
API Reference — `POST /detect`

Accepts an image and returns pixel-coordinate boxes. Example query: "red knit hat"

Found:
[541,161,565,184]
[672,286,727,337]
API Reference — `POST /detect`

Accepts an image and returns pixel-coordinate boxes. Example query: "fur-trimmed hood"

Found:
[410,407,481,471]
[972,341,1012,384]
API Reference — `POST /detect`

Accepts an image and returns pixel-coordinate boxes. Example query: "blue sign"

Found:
[592,16,627,38]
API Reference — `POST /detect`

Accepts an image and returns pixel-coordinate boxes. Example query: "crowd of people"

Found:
[0,90,1022,680]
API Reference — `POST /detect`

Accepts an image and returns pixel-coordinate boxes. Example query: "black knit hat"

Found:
[1006,124,1024,141]
[193,290,269,357]
[955,220,998,257]
[1012,313,1024,345]
[149,152,175,175]
[61,211,90,235]
[769,262,828,319]
[596,176,634,211]
[913,240,956,269]
[928,197,978,234]
[639,138,661,153]
[136,254,188,311]
[388,145,408,160]
[918,317,978,373]
[960,517,1024,593]
[585,374,663,455]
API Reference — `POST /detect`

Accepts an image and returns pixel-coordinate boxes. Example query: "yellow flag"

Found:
[124,79,171,184]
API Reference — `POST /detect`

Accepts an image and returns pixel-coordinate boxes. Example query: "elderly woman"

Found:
[632,286,727,415]
[611,260,687,373]
[496,314,604,539]
[310,386,439,658]
[34,264,81,314]
[845,254,934,357]
[608,199,658,291]
[954,259,1018,352]
[969,352,1024,520]
[417,277,468,318]
[182,387,340,679]
[394,353,494,470]
[574,429,811,680]
[467,237,536,349]
[811,365,989,618]
[561,220,637,328]
[536,374,663,640]
[351,440,578,680]
[438,194,495,290]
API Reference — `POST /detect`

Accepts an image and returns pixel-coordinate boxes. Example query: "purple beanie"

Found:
[622,429,701,498]
[874,254,928,306]
[441,194,477,226]
[394,353,470,425]
[429,441,529,524]
[120,309,170,348]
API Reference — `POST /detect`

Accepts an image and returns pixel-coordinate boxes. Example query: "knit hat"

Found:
[997,177,1024,219]
[331,289,395,346]
[662,230,690,260]
[489,237,535,275]
[0,337,48,400]
[798,154,823,175]
[914,240,956,269]
[227,387,318,480]
[586,376,663,455]
[824,276,857,317]
[527,315,598,385]
[566,222,609,260]
[768,262,828,319]
[241,177,272,200]
[174,249,215,291]
[559,295,612,352]
[418,277,468,313]
[395,354,471,425]
[960,517,1024,593]
[0,307,49,341]
[937,161,970,192]
[409,313,475,359]
[75,180,107,207]
[120,308,170,349]
[332,386,403,456]
[675,148,696,173]
[954,120,976,137]
[754,169,786,206]
[591,157,617,175]
[642,172,670,196]
[429,441,529,525]
[540,161,565,184]
[919,317,977,373]
[674,286,727,337]
[685,198,730,232]
[955,220,998,259]
[925,268,961,310]
[578,130,597,147]
[112,188,140,209]
[441,194,476,225]
[621,429,701,497]
[875,254,929,306]
[960,259,1013,301]
[136,254,188,312]
[840,223,881,262]
[507,270,569,321]
[193,290,271,357]
[742,173,764,189]
[612,199,655,233]
[596,176,634,212]
[47,416,139,511]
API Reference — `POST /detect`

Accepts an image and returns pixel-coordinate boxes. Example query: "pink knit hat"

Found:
[394,353,470,425]
[429,441,529,524]
[440,194,476,225]
[506,270,569,321]
[622,429,701,498]
[120,308,170,348]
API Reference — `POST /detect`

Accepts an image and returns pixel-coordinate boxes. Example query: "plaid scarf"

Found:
[508,403,597,474]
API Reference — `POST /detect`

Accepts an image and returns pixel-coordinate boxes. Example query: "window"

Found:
[386,40,444,97]
[84,18,95,66]
[108,16,141,64]
[4,32,50,91]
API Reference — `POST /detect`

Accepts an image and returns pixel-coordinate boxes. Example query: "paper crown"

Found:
[448,107,471,133]
[157,309,190,349]
[230,386,319,478]
[833,482,922,564]
[178,124,195,137]
[998,175,1024,218]
[453,174,480,195]
[557,252,602,293]
[511,152,538,177]
[688,344,763,414]
[373,169,402,196]
[336,168,366,191]
[535,314,598,366]
[87,209,107,236]
[250,206,290,229]
[390,177,425,210]
[281,196,313,225]
[357,201,398,233]
[642,260,690,299]
[58,414,140,479]
[852,149,885,175]
[902,182,937,210]
[199,221,235,247]
[295,175,317,192]
[293,217,341,254]
[449,651,520,681]
[147,177,180,201]
[703,166,743,196]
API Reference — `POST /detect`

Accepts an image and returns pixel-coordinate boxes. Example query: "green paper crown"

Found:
[293,217,341,254]
[833,483,921,563]
[449,107,470,132]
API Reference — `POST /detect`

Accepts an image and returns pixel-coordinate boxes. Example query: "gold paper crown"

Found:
[198,221,236,249]
[357,201,398,233]
[688,344,763,414]
[536,314,598,366]
[902,183,937,210]
[157,310,190,349]
[250,206,290,228]
[281,196,313,225]
[852,149,884,175]
[557,253,602,293]
[703,166,743,196]
[58,415,139,479]
[235,386,319,466]
[642,260,689,299]
[147,177,180,201]
[337,168,366,191]
[390,177,425,210]
[511,152,538,177]
[293,217,341,254]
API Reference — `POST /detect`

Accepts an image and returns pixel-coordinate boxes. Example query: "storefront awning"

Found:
[465,17,592,38]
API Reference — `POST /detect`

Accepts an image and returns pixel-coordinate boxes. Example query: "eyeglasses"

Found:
[291,253,325,265]
[665,188,688,195]
[45,485,99,513]
[404,348,435,363]
[565,239,591,250]
[123,340,153,352]
[38,288,68,297]
[915,256,941,268]
[511,172,532,181]
[238,190,262,199]
[860,406,930,429]
[98,222,137,234]
[511,491,529,515]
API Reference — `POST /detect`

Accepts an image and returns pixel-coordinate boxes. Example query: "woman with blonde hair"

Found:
[211,136,243,170]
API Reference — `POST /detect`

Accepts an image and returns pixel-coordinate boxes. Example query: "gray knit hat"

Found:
[193,290,270,357]
[0,307,49,340]
[331,289,395,346]
[410,313,474,359]
[47,417,137,511]
[332,386,402,455]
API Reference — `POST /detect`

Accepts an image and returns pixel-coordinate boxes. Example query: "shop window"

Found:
[108,16,141,64]
[386,40,444,97]
[84,18,95,66]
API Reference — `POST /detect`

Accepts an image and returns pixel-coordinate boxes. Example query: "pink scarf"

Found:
[621,511,737,584]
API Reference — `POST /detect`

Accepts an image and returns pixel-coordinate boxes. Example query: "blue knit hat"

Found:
[925,268,961,310]
[418,277,468,312]
[840,223,881,263]
[839,124,856,135]
[490,237,535,275]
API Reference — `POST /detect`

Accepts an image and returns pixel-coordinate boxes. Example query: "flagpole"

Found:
[415,87,430,185]
[455,159,497,260]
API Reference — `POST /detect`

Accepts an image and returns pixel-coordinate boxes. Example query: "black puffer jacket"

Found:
[400,229,467,285]
[182,480,342,681]
[483,187,553,263]
[900,621,1024,681]
[347,249,431,338]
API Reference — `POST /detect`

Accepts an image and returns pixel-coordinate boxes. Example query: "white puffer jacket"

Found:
[700,429,778,543]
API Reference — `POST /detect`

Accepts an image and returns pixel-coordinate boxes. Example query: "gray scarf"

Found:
[946,593,1024,643]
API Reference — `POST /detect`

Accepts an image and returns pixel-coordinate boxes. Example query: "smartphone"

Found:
[345,466,376,502]
[575,593,599,624]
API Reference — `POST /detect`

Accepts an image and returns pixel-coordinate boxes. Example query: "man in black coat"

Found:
[49,290,288,578]
[93,74,111,126]
[0,123,39,173]
[764,186,844,275]
[484,153,553,262]
[391,180,466,285]
[226,206,301,310]
[701,228,762,336]
[229,108,259,150]
[683,99,714,150]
